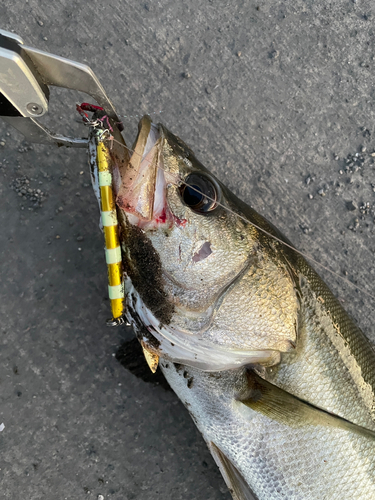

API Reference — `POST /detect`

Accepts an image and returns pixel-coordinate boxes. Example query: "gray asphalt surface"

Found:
[1,1,375,499]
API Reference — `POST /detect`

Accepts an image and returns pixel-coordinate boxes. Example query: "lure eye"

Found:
[179,173,219,213]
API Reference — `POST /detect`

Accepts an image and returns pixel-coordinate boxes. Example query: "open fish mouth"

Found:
[115,116,171,229]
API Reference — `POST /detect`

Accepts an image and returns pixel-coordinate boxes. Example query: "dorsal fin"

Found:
[239,370,375,439]
[208,442,258,500]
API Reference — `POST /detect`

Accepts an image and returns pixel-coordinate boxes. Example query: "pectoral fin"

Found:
[239,370,375,439]
[208,442,258,500]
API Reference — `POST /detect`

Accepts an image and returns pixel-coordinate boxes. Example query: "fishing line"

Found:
[117,111,163,120]
[99,127,375,302]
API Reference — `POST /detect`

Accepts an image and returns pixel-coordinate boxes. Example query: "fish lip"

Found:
[115,116,169,226]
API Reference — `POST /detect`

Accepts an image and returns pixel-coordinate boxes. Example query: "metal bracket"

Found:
[0,29,120,147]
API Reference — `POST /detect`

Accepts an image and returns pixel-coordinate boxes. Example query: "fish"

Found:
[103,115,375,499]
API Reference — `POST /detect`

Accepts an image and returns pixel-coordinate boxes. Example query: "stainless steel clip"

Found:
[0,29,120,147]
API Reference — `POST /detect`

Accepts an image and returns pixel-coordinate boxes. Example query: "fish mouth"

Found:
[115,116,169,228]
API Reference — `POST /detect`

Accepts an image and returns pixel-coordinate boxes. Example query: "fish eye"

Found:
[179,173,219,213]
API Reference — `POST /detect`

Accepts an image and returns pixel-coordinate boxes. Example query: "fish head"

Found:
[116,117,300,371]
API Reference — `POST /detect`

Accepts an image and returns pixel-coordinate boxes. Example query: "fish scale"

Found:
[161,362,375,500]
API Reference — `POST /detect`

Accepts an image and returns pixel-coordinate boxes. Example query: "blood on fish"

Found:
[173,216,187,227]
[155,213,167,224]
[154,210,186,228]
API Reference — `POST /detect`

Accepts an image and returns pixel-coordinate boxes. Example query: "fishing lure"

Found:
[77,102,126,325]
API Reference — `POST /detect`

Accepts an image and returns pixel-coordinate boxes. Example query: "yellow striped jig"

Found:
[88,127,126,326]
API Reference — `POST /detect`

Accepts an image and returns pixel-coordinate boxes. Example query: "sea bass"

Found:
[108,116,375,499]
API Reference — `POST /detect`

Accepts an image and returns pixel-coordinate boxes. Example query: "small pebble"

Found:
[98,496,104,500]
[269,49,279,59]
[359,202,370,215]
[318,189,325,196]
[76,236,84,242]
[55,235,60,239]
[348,218,360,231]
[37,20,44,26]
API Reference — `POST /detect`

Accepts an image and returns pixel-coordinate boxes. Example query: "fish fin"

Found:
[239,370,375,439]
[208,442,258,500]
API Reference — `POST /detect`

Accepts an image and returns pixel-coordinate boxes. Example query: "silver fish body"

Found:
[160,362,375,500]
[113,117,375,499]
